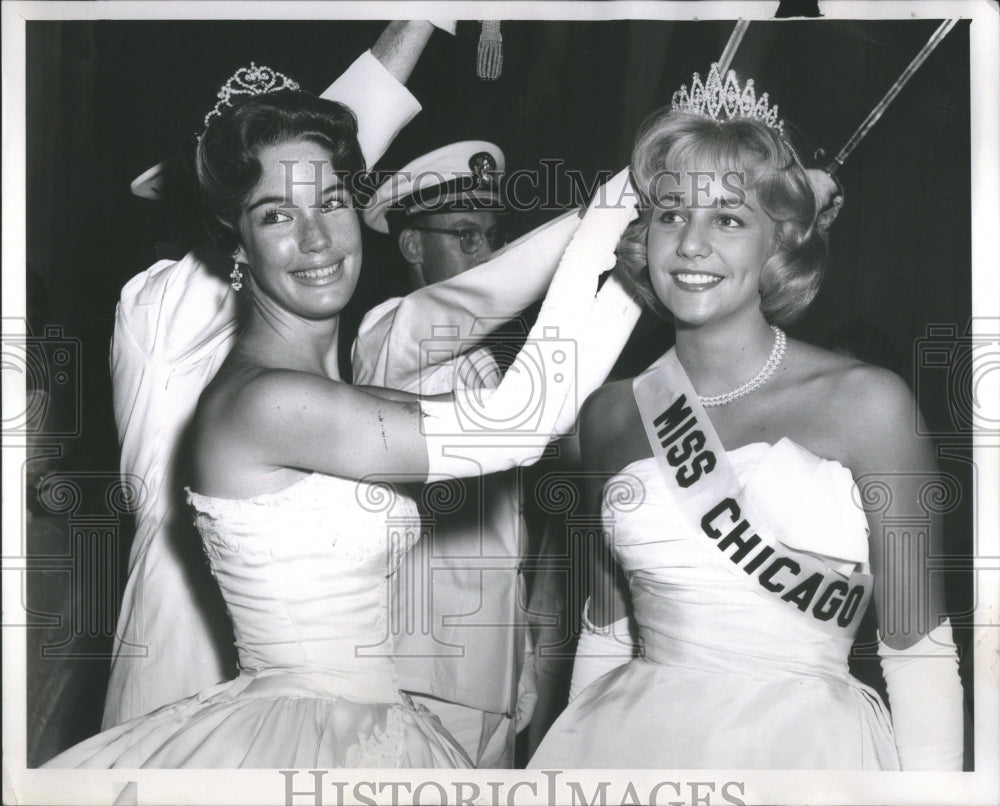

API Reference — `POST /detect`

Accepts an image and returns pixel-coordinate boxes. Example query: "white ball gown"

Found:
[43,472,471,768]
[529,437,901,769]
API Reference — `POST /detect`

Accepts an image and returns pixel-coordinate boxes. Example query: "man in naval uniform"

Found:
[355,142,575,766]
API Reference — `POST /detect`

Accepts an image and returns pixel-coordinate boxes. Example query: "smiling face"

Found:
[646,166,776,329]
[234,138,362,320]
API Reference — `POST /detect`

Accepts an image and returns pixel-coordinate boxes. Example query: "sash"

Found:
[632,350,873,637]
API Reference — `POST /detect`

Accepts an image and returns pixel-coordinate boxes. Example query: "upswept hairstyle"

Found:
[195,90,365,256]
[615,108,828,327]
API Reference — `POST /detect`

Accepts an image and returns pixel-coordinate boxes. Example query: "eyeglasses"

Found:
[409,225,508,255]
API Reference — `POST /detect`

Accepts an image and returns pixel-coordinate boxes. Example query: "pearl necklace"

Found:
[699,326,787,408]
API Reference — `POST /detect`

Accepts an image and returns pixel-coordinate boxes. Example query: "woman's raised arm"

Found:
[216,169,640,487]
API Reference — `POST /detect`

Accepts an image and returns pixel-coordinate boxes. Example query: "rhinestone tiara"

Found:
[671,62,784,134]
[201,62,301,135]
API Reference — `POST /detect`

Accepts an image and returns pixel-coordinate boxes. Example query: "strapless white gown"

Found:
[43,473,471,768]
[530,438,900,769]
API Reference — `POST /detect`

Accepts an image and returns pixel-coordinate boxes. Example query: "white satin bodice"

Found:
[604,438,872,680]
[530,437,898,771]
[187,473,420,704]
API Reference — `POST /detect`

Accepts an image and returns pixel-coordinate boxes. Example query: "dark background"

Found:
[22,17,974,766]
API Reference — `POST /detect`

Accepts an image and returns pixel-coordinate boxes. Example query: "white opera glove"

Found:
[879,619,964,770]
[551,274,641,436]
[421,169,639,479]
[568,599,637,702]
[540,169,638,321]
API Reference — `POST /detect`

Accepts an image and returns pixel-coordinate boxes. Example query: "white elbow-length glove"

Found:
[551,274,640,435]
[879,619,964,769]
[420,169,639,479]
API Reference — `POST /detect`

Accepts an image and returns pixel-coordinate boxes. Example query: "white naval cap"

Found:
[362,140,505,234]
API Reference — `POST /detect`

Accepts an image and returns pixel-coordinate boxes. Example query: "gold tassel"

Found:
[477,21,503,81]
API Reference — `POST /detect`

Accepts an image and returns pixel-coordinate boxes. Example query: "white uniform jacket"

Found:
[351,213,580,714]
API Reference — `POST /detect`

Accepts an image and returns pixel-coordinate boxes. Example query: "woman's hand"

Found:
[804,168,844,233]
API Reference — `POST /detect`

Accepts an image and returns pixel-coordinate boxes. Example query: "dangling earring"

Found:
[230,262,244,291]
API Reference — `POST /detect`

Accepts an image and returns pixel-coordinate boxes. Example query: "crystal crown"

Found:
[671,63,784,134]
[202,62,301,133]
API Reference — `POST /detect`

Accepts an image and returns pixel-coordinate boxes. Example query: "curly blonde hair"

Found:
[615,108,828,327]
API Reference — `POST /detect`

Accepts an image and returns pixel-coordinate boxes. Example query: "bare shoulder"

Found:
[807,347,913,426]
[839,362,924,471]
[789,341,911,412]
[787,341,922,469]
[216,364,355,428]
[189,362,356,490]
[192,364,334,452]
[840,363,914,422]
[186,363,271,491]
[197,363,288,423]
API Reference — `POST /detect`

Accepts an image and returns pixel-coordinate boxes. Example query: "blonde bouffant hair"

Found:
[615,108,828,327]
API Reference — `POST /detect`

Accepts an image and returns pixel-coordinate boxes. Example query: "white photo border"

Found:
[3,1,997,804]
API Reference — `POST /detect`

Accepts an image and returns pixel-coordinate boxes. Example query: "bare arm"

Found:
[846,368,949,649]
[227,371,433,483]
[579,385,636,628]
[218,369,528,487]
[370,21,436,84]
[557,383,639,699]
